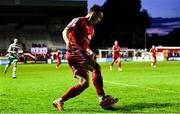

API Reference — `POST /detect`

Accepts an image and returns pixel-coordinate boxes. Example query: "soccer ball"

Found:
[100,95,119,109]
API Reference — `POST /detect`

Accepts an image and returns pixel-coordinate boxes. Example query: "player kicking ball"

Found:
[53,4,118,111]
[4,38,21,78]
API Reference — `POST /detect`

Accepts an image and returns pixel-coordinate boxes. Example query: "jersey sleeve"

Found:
[67,17,87,33]
[67,17,80,31]
[7,44,12,52]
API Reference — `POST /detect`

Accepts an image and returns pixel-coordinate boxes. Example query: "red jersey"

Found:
[67,17,94,51]
[150,47,156,57]
[55,52,61,60]
[112,44,120,58]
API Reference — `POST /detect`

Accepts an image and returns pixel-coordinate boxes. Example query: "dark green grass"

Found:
[0,61,180,113]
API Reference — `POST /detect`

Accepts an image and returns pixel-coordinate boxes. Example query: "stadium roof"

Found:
[0,0,87,7]
[0,0,87,24]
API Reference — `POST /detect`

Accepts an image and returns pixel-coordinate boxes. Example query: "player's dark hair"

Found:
[90,4,102,12]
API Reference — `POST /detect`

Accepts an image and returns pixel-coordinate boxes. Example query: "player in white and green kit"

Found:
[4,38,21,78]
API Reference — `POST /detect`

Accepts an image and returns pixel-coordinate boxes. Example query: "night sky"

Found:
[88,0,180,18]
[88,0,180,36]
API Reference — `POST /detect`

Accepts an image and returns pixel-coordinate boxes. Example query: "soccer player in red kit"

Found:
[150,45,157,68]
[110,40,122,71]
[53,5,118,111]
[55,49,61,69]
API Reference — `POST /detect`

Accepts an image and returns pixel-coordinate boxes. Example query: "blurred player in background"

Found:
[53,4,118,111]
[110,40,122,71]
[4,38,22,78]
[150,45,157,68]
[55,49,61,69]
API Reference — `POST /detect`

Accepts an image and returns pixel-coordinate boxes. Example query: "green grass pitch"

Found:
[0,61,180,113]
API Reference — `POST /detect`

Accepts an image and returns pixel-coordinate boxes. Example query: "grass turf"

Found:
[0,61,180,113]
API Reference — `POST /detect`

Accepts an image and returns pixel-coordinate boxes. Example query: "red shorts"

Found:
[56,58,61,64]
[66,50,91,77]
[113,55,120,60]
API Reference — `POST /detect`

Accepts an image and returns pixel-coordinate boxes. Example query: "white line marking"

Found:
[104,80,180,94]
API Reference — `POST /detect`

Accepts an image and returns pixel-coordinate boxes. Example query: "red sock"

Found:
[61,84,85,102]
[92,70,105,96]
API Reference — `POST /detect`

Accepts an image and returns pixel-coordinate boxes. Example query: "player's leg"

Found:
[153,56,157,68]
[12,61,17,78]
[56,59,61,69]
[151,56,154,67]
[53,73,89,110]
[4,57,13,74]
[117,57,122,71]
[82,58,119,106]
[110,58,116,70]
[4,62,11,74]
[92,62,119,106]
[53,51,89,110]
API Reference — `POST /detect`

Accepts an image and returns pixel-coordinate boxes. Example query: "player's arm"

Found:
[86,47,96,60]
[86,47,93,55]
[62,27,71,49]
[62,18,79,50]
[7,44,15,54]
[112,46,115,54]
[149,48,153,56]
[17,44,23,54]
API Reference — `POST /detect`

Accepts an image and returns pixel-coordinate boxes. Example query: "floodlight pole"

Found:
[145,30,147,51]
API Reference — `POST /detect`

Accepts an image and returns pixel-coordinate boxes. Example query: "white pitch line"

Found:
[104,80,180,94]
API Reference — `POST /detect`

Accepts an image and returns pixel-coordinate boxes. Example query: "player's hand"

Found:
[91,53,97,60]
[12,51,16,54]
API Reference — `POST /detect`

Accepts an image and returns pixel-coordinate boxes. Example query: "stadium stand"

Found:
[0,0,87,51]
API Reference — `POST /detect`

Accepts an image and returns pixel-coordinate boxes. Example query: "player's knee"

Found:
[94,63,101,71]
[14,64,17,67]
[79,77,89,89]
[83,81,89,89]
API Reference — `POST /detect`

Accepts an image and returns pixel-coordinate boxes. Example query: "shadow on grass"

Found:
[115,102,180,112]
[64,102,180,113]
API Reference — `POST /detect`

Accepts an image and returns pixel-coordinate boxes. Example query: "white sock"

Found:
[12,67,16,77]
[99,95,104,100]
[57,98,63,102]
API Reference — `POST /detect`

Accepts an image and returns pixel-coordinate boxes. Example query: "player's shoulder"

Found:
[68,17,82,27]
[71,17,83,23]
[9,43,14,47]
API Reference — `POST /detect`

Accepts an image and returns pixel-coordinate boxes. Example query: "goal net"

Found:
[97,48,135,62]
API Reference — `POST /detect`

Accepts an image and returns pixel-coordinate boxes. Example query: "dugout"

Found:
[156,46,180,61]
